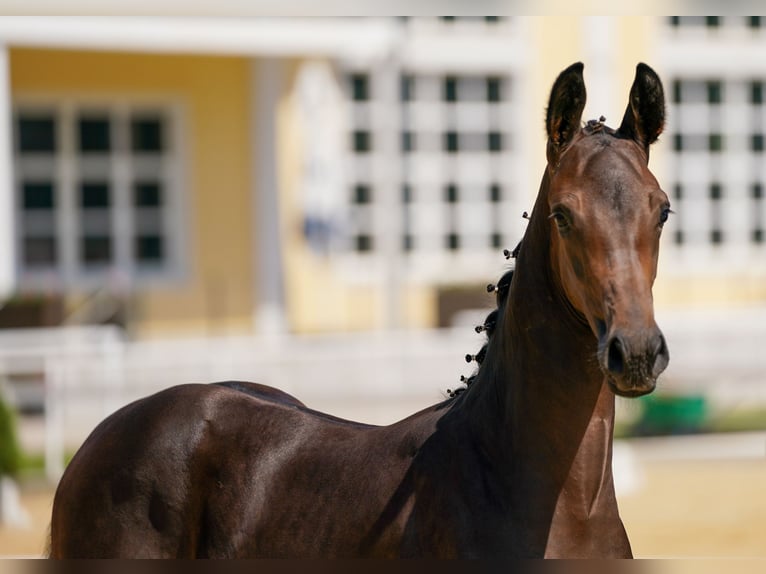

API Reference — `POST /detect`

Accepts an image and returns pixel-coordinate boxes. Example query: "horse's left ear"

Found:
[618,63,666,153]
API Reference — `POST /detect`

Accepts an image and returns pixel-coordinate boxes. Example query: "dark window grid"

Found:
[446,232,460,251]
[710,229,724,244]
[78,116,111,153]
[706,16,720,28]
[131,117,164,153]
[350,73,369,102]
[81,235,112,264]
[672,79,724,105]
[674,229,684,245]
[445,183,459,203]
[709,183,723,200]
[490,231,503,249]
[709,134,724,152]
[751,81,763,105]
[488,131,504,152]
[22,182,55,210]
[402,183,413,203]
[134,182,163,207]
[707,81,723,104]
[752,182,763,199]
[22,236,58,266]
[673,183,683,201]
[354,234,373,252]
[352,130,372,153]
[135,235,164,263]
[753,229,764,243]
[18,116,56,153]
[352,183,372,205]
[752,134,764,152]
[490,183,502,203]
[749,16,762,29]
[80,182,111,208]
[402,233,414,252]
[402,131,415,153]
[401,74,413,102]
[444,76,458,103]
[672,133,725,153]
[487,77,502,103]
[444,131,459,153]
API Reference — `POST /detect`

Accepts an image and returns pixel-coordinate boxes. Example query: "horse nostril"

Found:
[607,337,625,375]
[652,333,670,376]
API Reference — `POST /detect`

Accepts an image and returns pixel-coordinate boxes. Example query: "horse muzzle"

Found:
[598,327,669,398]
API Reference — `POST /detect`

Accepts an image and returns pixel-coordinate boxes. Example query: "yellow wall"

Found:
[11,48,254,337]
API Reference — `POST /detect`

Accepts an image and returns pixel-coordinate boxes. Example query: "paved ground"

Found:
[2,432,765,559]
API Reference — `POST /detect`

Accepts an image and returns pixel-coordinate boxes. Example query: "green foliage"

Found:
[0,396,22,476]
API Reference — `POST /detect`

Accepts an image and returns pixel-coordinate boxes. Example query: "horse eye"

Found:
[549,211,570,230]
[659,207,673,227]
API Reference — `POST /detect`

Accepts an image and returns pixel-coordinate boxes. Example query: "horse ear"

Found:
[546,62,586,159]
[618,63,666,151]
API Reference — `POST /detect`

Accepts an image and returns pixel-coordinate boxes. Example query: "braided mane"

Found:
[447,239,521,398]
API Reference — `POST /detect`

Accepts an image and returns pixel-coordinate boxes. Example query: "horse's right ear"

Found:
[546,62,586,163]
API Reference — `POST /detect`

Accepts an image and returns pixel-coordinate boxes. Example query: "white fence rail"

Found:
[0,305,765,482]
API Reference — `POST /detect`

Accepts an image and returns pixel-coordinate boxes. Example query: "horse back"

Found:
[49,381,440,558]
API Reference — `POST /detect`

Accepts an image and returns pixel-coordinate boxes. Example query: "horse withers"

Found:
[50,62,670,558]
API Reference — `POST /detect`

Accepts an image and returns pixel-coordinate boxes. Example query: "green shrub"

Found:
[0,396,21,476]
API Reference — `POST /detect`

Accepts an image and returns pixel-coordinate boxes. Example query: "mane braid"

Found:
[448,241,522,398]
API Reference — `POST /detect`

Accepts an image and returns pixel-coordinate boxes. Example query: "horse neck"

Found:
[458,170,620,548]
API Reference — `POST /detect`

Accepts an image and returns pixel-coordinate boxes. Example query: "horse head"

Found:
[544,62,670,398]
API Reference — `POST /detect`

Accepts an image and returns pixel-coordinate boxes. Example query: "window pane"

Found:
[81,182,111,208]
[446,233,460,250]
[488,131,504,152]
[355,234,373,252]
[18,116,56,153]
[352,130,371,153]
[131,116,163,152]
[707,81,723,104]
[401,74,413,102]
[402,131,415,152]
[752,134,764,152]
[353,184,372,204]
[751,81,763,105]
[444,76,457,102]
[134,182,163,207]
[79,116,111,153]
[136,235,164,263]
[22,182,55,209]
[23,237,57,266]
[351,74,369,101]
[490,183,502,202]
[82,236,112,264]
[445,183,458,203]
[487,77,502,102]
[444,131,459,152]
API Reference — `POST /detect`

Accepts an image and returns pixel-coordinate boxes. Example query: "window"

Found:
[662,13,766,277]
[666,76,766,249]
[14,104,182,286]
[343,68,517,262]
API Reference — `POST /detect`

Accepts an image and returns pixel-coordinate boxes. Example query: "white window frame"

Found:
[12,93,189,292]
[332,17,531,287]
[653,17,766,279]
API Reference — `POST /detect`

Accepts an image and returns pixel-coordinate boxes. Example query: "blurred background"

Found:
[0,15,764,559]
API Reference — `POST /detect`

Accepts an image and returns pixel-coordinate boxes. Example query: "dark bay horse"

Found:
[50,62,670,558]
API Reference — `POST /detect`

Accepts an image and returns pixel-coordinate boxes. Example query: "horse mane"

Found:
[447,239,522,398]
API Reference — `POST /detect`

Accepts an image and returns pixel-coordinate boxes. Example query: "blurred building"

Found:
[0,16,765,339]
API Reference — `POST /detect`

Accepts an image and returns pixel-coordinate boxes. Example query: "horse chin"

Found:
[604,375,656,398]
